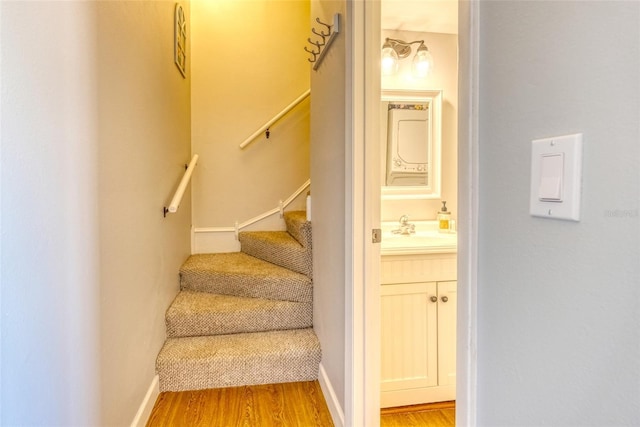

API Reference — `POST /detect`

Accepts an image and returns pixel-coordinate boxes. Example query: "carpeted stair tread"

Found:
[284,210,312,248]
[156,328,321,391]
[239,231,312,277]
[180,252,312,303]
[157,212,319,393]
[166,291,312,337]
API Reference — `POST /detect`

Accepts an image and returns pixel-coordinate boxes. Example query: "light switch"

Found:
[530,133,582,221]
[538,153,564,201]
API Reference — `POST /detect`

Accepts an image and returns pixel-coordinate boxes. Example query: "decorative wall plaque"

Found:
[174,4,186,78]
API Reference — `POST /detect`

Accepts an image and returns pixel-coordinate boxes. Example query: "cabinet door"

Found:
[437,281,457,387]
[381,282,438,392]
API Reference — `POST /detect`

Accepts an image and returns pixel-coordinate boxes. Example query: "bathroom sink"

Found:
[381,221,457,255]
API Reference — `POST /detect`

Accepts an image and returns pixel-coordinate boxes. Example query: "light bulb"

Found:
[381,42,399,76]
[412,44,433,78]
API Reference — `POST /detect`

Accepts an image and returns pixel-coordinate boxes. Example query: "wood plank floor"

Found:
[380,401,455,427]
[147,381,454,427]
[146,381,334,427]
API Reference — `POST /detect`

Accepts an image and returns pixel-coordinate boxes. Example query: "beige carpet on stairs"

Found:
[157,328,321,391]
[156,211,319,392]
[180,252,312,303]
[166,290,312,337]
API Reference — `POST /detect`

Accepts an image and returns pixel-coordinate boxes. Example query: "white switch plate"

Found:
[530,133,582,221]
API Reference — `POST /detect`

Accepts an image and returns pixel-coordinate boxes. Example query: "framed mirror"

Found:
[381,89,442,200]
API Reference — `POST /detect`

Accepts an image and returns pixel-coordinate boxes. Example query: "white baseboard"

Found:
[192,228,241,254]
[131,375,159,427]
[192,213,287,254]
[191,185,308,254]
[319,363,345,427]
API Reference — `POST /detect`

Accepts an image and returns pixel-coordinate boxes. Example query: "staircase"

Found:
[156,211,320,392]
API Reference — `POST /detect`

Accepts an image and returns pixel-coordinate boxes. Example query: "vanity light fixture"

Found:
[381,38,434,77]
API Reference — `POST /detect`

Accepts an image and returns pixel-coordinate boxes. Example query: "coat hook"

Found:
[315,17,332,32]
[307,38,323,50]
[307,13,340,71]
[312,27,329,39]
[304,46,318,62]
[304,46,319,55]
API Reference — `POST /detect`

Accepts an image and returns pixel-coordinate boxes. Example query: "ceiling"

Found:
[381,0,458,35]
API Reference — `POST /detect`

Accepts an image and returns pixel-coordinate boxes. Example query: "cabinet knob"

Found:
[441,296,449,303]
[430,296,438,303]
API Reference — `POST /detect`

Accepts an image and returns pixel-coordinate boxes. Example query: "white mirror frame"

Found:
[381,89,442,200]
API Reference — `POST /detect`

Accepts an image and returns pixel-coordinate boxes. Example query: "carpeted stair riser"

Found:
[283,210,312,249]
[157,328,321,392]
[180,252,312,303]
[239,231,312,277]
[166,291,313,338]
[238,211,312,278]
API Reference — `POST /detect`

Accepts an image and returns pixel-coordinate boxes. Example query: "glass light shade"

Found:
[381,45,399,76]
[412,45,434,78]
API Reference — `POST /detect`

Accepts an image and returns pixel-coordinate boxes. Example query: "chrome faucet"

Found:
[392,215,415,235]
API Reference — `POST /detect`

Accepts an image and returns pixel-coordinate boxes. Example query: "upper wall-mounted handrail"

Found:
[239,89,311,149]
[164,154,199,217]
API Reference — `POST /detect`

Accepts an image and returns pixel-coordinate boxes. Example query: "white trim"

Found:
[130,375,159,427]
[318,363,345,427]
[192,228,242,254]
[191,180,310,254]
[0,0,3,419]
[362,1,382,426]
[348,1,382,426]
[282,179,311,212]
[381,89,443,200]
[237,180,310,229]
[345,2,363,426]
[238,207,281,230]
[457,1,479,425]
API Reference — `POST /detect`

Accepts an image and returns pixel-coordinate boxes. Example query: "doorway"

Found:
[379,1,459,412]
[351,1,478,426]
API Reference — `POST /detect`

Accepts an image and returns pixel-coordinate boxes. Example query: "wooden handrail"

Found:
[239,90,311,149]
[164,154,198,216]
[234,179,310,238]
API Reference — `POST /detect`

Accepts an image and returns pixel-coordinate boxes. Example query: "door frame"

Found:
[349,1,479,426]
[455,2,480,425]
[345,1,381,426]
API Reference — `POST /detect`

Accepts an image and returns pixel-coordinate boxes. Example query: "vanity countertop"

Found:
[381,221,457,255]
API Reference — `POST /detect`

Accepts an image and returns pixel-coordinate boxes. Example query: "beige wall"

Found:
[310,0,347,419]
[380,30,458,222]
[0,1,192,424]
[191,0,310,229]
[97,2,192,425]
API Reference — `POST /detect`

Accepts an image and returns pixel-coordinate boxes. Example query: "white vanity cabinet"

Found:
[380,252,457,408]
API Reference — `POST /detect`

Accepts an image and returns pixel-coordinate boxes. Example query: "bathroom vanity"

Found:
[380,221,457,408]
